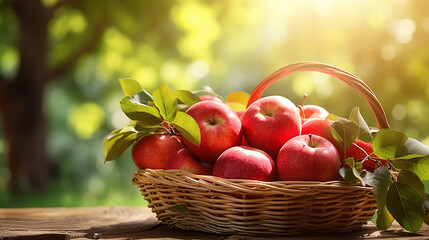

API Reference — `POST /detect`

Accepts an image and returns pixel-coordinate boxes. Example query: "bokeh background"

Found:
[1,0,428,207]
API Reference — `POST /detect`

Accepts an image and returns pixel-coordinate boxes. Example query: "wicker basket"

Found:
[132,62,388,236]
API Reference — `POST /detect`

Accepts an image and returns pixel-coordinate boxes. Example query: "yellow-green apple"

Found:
[300,105,329,122]
[184,101,243,164]
[242,96,301,159]
[277,134,341,181]
[346,140,387,172]
[301,118,345,161]
[132,134,183,169]
[165,148,211,175]
[199,95,224,103]
[212,146,276,181]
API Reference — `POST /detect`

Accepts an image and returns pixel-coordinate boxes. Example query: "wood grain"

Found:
[0,207,428,239]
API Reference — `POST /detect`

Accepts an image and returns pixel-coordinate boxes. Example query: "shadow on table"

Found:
[84,222,424,240]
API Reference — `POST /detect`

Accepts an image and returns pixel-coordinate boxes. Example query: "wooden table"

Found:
[0,207,428,239]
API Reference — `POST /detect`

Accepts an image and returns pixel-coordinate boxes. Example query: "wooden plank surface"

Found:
[0,206,428,239]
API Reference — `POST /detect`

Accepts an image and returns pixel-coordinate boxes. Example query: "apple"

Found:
[165,148,211,175]
[236,110,247,146]
[132,134,183,169]
[346,140,387,172]
[301,118,344,161]
[184,101,243,164]
[242,96,301,159]
[297,95,329,122]
[199,94,224,103]
[277,134,341,181]
[212,146,276,181]
[301,105,329,122]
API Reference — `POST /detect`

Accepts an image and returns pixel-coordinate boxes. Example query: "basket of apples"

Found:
[104,62,429,236]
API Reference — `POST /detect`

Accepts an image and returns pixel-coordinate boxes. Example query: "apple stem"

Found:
[309,134,314,147]
[297,105,305,119]
[301,94,308,107]
[209,118,216,125]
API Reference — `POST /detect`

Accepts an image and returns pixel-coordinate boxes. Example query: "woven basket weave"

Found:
[132,62,388,236]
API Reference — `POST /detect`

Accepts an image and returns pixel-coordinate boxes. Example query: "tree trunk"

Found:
[0,85,57,195]
[0,0,107,194]
[0,0,57,195]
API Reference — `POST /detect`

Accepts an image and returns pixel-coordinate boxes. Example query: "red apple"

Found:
[165,148,211,175]
[301,118,344,161]
[132,134,183,169]
[199,95,224,103]
[242,96,301,159]
[184,101,243,164]
[213,146,276,181]
[236,110,247,146]
[301,105,329,122]
[277,134,341,181]
[346,140,387,172]
[297,95,329,122]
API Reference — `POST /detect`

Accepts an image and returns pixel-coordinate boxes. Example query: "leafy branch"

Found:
[333,107,429,233]
[103,80,201,162]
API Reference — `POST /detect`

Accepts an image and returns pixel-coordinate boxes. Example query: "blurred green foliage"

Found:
[1,0,429,207]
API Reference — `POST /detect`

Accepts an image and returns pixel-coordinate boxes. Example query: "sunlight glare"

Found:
[68,102,105,139]
[380,44,396,61]
[161,60,180,81]
[312,73,333,99]
[187,60,210,80]
[392,104,407,121]
[422,17,429,32]
[407,100,423,123]
[111,110,129,129]
[315,0,333,18]
[292,74,315,98]
[389,18,416,44]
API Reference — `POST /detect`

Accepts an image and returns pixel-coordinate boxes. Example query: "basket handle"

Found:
[247,62,390,130]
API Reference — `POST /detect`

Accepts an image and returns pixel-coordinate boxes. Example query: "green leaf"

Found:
[134,124,163,133]
[366,167,391,205]
[119,78,143,97]
[425,213,429,225]
[171,111,201,146]
[169,204,191,215]
[392,155,429,180]
[326,113,340,121]
[364,167,393,230]
[331,118,360,150]
[400,138,429,157]
[397,170,426,202]
[339,168,357,184]
[341,157,365,185]
[425,196,429,224]
[134,89,153,105]
[386,182,425,233]
[350,162,365,185]
[153,83,178,122]
[349,107,372,142]
[372,129,408,159]
[425,181,429,194]
[375,206,394,230]
[103,126,138,161]
[175,89,200,107]
[120,97,162,127]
